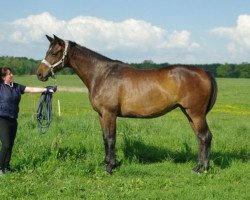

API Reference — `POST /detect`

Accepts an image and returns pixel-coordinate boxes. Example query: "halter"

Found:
[41,40,69,77]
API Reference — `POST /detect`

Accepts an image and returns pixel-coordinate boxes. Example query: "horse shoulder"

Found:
[89,63,124,114]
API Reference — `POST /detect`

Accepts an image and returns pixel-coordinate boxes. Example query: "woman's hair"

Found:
[0,67,12,83]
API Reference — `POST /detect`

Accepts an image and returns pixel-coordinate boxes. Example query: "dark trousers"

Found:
[0,117,17,170]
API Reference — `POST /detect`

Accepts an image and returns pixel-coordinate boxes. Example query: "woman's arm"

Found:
[24,87,47,93]
[24,86,57,93]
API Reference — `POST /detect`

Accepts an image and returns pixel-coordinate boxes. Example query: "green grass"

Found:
[0,76,249,199]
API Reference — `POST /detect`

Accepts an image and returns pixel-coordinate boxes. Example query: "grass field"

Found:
[0,75,249,199]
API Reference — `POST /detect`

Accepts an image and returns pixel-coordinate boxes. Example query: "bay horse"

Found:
[37,35,217,174]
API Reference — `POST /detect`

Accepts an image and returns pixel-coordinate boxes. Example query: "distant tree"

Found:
[131,60,166,70]
[0,56,39,75]
[142,60,154,64]
[217,63,237,78]
[236,62,250,78]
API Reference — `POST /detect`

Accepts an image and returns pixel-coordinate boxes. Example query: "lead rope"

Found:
[36,81,57,134]
[36,91,54,133]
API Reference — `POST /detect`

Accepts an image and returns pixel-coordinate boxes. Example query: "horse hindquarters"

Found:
[180,72,217,173]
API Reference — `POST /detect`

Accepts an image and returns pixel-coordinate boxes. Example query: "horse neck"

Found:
[67,45,112,91]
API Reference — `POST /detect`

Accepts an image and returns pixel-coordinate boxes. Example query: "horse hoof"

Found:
[105,165,113,175]
[192,165,208,174]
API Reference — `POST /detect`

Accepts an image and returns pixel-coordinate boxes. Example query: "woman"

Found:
[0,67,56,175]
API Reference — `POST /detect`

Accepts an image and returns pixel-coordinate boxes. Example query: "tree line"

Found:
[0,56,73,75]
[131,60,250,78]
[1,56,250,78]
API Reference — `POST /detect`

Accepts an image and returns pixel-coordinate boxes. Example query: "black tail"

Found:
[206,72,218,113]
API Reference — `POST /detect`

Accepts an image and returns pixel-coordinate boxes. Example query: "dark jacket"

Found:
[0,83,26,119]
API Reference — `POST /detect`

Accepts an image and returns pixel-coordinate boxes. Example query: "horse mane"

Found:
[69,41,122,63]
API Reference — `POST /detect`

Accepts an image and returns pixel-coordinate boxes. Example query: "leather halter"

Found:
[41,40,69,77]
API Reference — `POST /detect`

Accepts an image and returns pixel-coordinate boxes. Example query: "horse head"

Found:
[37,35,69,81]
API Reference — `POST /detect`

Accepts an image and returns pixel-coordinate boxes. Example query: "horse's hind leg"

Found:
[193,119,212,173]
[182,109,213,173]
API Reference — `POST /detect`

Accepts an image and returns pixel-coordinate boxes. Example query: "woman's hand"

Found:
[46,86,57,93]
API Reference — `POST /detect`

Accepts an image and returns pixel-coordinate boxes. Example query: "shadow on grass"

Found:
[122,137,250,169]
[212,150,249,169]
[122,138,195,164]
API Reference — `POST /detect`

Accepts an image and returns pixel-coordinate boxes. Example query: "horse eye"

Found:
[51,52,57,56]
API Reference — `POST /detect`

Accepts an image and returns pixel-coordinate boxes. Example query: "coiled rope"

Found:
[36,91,54,133]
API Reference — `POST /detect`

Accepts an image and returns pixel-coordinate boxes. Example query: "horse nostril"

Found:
[37,73,42,79]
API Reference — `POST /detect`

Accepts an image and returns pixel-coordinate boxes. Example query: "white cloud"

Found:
[0,12,200,62]
[157,30,200,49]
[211,15,250,52]
[10,12,66,43]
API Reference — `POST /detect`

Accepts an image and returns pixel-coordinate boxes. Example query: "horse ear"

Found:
[53,35,64,45]
[46,35,53,43]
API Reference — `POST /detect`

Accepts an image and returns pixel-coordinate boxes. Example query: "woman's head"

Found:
[0,67,13,83]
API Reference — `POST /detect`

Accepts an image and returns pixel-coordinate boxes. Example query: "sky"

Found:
[1,0,250,64]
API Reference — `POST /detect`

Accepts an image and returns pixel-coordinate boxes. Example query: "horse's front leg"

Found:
[99,111,118,174]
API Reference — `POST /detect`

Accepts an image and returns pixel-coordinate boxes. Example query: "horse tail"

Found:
[206,71,218,114]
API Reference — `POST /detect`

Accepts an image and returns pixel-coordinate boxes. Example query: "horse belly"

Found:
[120,91,176,118]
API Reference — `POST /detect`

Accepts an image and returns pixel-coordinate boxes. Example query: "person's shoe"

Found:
[0,169,5,176]
[4,166,12,173]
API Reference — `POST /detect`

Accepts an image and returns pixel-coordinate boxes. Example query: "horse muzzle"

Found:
[36,63,51,82]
